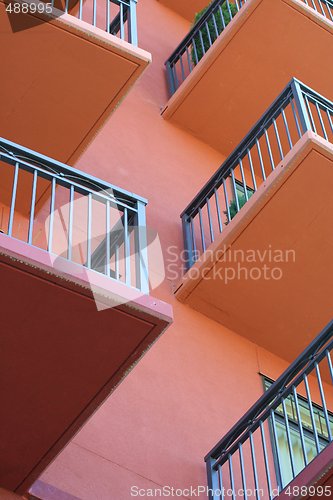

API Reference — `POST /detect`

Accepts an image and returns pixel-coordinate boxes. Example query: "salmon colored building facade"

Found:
[0,0,332,499]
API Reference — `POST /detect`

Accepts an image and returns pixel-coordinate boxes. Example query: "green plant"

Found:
[191,2,237,65]
[225,188,253,223]
[225,194,247,222]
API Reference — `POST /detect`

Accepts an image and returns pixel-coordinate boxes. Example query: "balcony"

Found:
[163,0,333,155]
[176,79,333,360]
[0,137,172,495]
[205,321,333,500]
[0,0,151,163]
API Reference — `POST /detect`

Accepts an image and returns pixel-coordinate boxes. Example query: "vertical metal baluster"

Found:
[8,162,19,237]
[315,362,333,441]
[218,5,226,29]
[183,214,195,270]
[304,95,317,133]
[239,158,249,201]
[326,349,333,384]
[93,0,97,27]
[317,0,327,16]
[281,398,296,478]
[282,108,293,149]
[136,201,149,293]
[212,11,219,38]
[315,102,328,140]
[67,185,74,261]
[214,188,223,233]
[228,454,236,500]
[310,0,318,12]
[303,374,321,453]
[120,2,125,40]
[48,177,56,253]
[128,0,138,45]
[230,169,240,211]
[186,47,193,73]
[172,63,179,91]
[234,0,240,11]
[198,207,206,252]
[256,138,266,181]
[218,465,225,500]
[79,0,83,20]
[106,0,110,32]
[192,38,199,65]
[327,110,333,134]
[247,149,258,191]
[326,4,333,21]
[179,54,186,83]
[270,410,283,489]
[226,0,233,21]
[106,200,111,277]
[292,386,308,467]
[238,443,248,500]
[199,30,206,55]
[28,170,38,245]
[260,421,273,500]
[190,217,197,261]
[206,457,220,500]
[86,193,92,269]
[273,119,284,160]
[124,207,131,286]
[206,197,214,243]
[222,178,231,222]
[115,244,120,280]
[65,0,69,13]
[264,129,275,171]
[249,432,261,500]
[291,99,302,139]
[205,21,213,48]
[291,80,313,133]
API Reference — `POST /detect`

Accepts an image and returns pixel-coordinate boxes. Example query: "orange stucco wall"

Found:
[17,1,330,499]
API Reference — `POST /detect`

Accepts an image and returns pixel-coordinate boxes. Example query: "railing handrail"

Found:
[181,77,333,221]
[0,137,147,207]
[180,79,296,220]
[47,0,138,45]
[165,0,228,64]
[205,319,333,464]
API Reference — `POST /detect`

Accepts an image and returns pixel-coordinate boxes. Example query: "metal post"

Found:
[206,456,220,500]
[165,61,176,96]
[290,79,313,134]
[182,214,195,271]
[136,200,149,294]
[128,0,138,46]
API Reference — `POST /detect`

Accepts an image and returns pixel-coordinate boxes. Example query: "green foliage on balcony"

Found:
[191,2,237,65]
[225,188,254,223]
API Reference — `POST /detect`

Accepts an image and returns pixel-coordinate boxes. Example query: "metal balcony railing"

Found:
[181,79,333,270]
[0,137,149,293]
[165,0,245,95]
[165,0,333,96]
[205,320,333,500]
[48,0,138,44]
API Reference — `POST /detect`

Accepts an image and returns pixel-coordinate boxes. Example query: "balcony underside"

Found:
[0,234,172,495]
[163,0,333,156]
[176,132,333,360]
[0,2,151,163]
[277,441,333,499]
[158,0,207,21]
